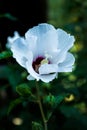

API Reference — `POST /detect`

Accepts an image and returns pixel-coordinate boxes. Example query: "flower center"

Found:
[32,56,49,73]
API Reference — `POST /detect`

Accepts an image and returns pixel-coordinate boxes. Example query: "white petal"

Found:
[50,50,67,64]
[25,23,55,37]
[11,38,27,53]
[25,34,37,56]
[11,38,30,67]
[58,66,73,72]
[39,64,58,75]
[58,52,75,72]
[25,23,58,56]
[59,52,75,67]
[6,31,20,49]
[7,31,20,43]
[11,39,27,67]
[57,29,75,52]
[26,61,40,81]
[37,30,58,55]
[40,73,57,83]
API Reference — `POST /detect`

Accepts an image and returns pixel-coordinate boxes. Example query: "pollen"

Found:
[41,59,49,65]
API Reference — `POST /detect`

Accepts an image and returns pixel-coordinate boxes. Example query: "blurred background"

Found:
[0,0,87,130]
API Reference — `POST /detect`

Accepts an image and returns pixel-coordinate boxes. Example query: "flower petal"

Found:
[25,23,58,56]
[39,64,58,75]
[11,38,27,53]
[11,38,30,67]
[58,52,75,72]
[57,29,75,52]
[50,50,67,64]
[6,31,20,49]
[25,35,38,59]
[37,30,58,55]
[58,67,73,72]
[26,61,40,81]
[40,73,57,83]
[25,23,55,37]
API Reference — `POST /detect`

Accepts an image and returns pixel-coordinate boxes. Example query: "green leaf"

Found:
[0,51,12,60]
[55,94,68,107]
[43,93,68,111]
[0,13,18,21]
[32,121,43,130]
[43,93,55,107]
[7,98,23,115]
[16,83,31,97]
[46,94,68,120]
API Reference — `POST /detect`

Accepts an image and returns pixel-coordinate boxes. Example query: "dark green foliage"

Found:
[16,83,32,97]
[7,98,24,115]
[0,50,12,60]
[0,13,18,21]
[32,121,43,130]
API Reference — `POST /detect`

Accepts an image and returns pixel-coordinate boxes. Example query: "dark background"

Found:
[0,0,47,48]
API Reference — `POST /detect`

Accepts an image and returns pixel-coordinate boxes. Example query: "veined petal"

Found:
[57,29,75,52]
[39,64,58,75]
[40,73,57,83]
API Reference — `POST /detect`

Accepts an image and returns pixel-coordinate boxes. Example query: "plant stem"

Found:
[36,81,48,130]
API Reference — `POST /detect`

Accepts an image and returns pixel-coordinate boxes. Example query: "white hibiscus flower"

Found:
[8,23,75,83]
